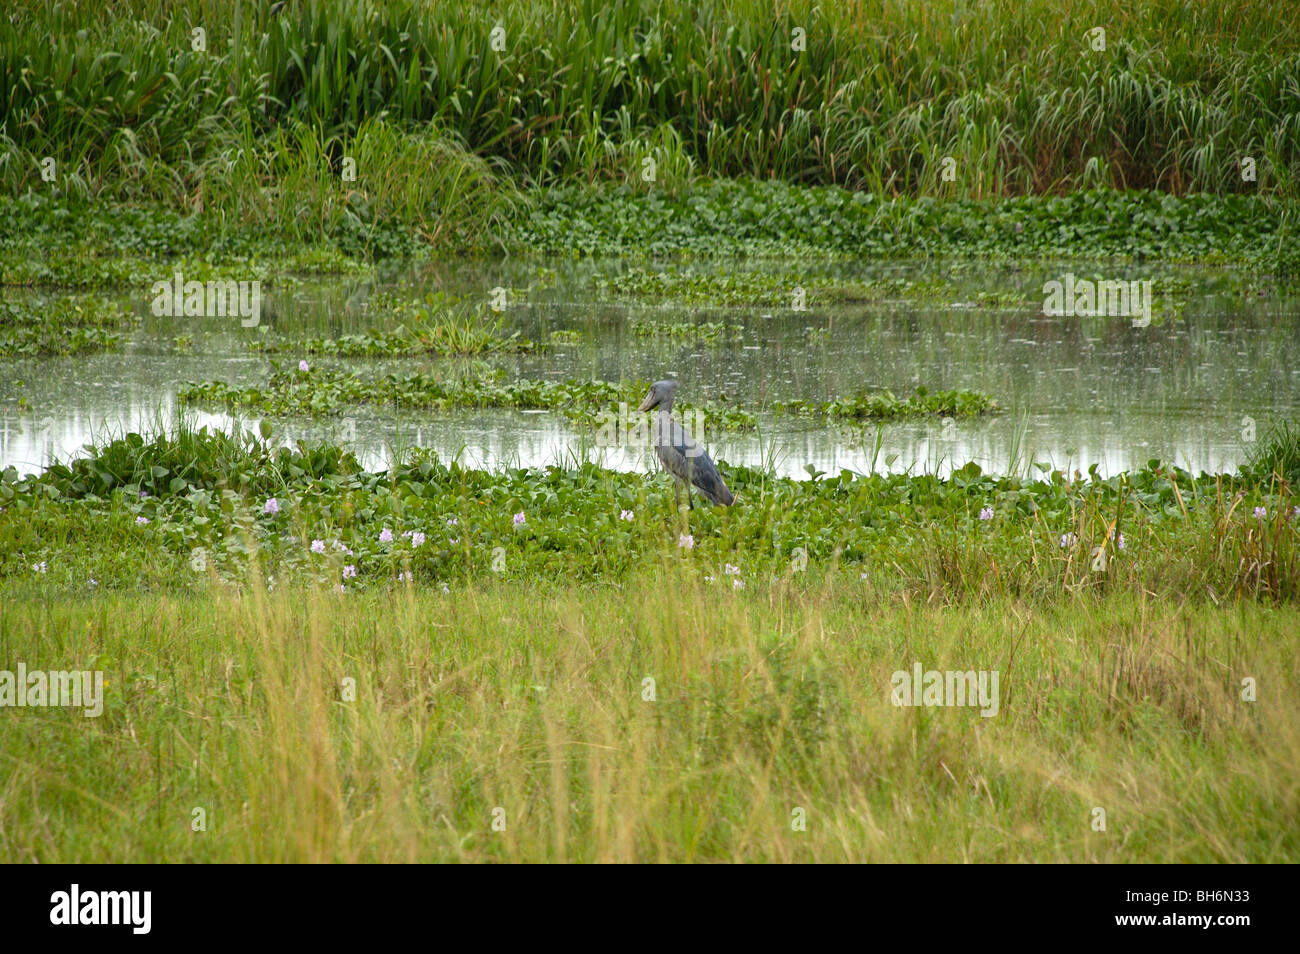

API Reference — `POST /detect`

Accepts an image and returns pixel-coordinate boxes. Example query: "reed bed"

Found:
[3,0,1296,215]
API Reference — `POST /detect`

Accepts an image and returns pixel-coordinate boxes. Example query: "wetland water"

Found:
[3,260,1297,478]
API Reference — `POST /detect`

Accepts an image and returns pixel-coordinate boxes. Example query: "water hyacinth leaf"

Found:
[0,0,1298,866]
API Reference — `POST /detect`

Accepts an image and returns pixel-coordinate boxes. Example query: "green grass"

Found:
[4,0,1300,863]
[252,294,534,357]
[5,0,1298,200]
[3,0,1298,267]
[1246,422,1300,488]
[1,573,1296,862]
[3,426,1298,861]
[5,425,1297,600]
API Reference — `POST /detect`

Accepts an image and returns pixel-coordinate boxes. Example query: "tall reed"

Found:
[3,0,1297,207]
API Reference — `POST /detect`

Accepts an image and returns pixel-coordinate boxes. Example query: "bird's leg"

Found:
[674,477,682,511]
[688,484,694,510]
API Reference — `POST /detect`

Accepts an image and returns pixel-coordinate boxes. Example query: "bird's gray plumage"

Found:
[637,380,735,507]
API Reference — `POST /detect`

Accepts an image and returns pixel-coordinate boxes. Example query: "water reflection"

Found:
[2,261,1296,479]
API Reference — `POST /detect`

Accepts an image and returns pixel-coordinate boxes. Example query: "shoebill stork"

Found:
[637,379,735,508]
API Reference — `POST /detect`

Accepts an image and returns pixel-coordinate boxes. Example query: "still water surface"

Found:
[3,260,1296,478]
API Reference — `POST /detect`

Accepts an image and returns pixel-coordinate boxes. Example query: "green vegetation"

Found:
[595,264,993,309]
[2,425,1297,861]
[778,387,999,422]
[2,1,1297,268]
[5,0,1300,864]
[1246,421,1300,488]
[0,199,372,288]
[0,294,134,357]
[2,581,1296,862]
[178,365,760,429]
[6,0,1296,200]
[253,295,534,357]
[5,184,1292,274]
[628,317,743,341]
[516,184,1292,263]
[597,261,1216,318]
[178,366,628,420]
[176,365,997,431]
[4,425,1296,599]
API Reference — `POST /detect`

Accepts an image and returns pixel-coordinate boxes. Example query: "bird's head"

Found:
[637,379,679,413]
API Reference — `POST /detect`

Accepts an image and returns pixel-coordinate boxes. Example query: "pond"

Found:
[2,259,1297,478]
